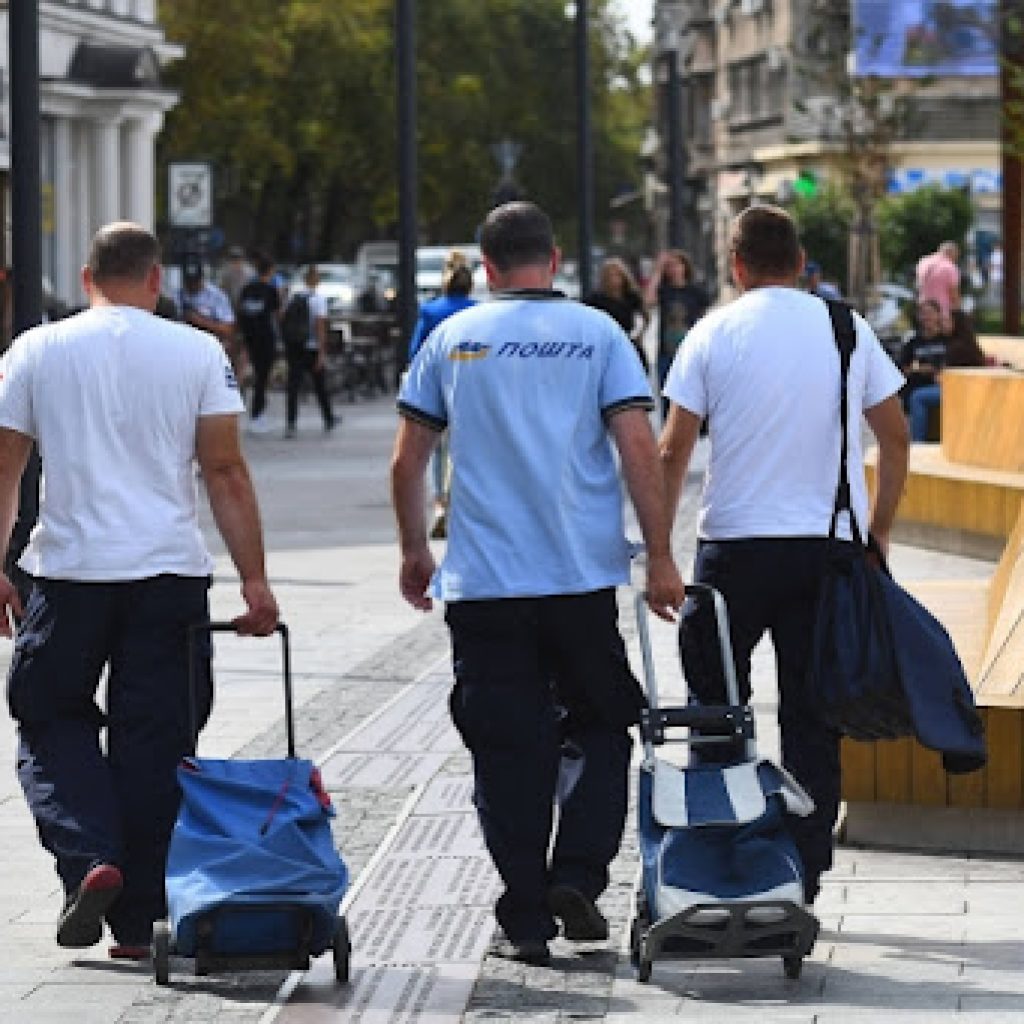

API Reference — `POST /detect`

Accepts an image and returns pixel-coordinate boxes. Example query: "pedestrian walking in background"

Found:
[178,257,237,361]
[237,253,282,435]
[658,204,909,906]
[391,201,685,967]
[407,250,477,540]
[217,245,256,387]
[0,222,279,959]
[282,264,336,439]
[643,248,709,419]
[585,257,651,372]
[916,240,961,318]
[217,245,254,312]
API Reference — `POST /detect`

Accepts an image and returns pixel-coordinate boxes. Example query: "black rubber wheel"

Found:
[152,920,171,986]
[332,915,351,984]
[783,955,803,980]
[637,957,652,983]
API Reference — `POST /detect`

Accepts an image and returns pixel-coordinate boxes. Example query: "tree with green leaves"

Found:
[789,183,854,288]
[158,0,650,262]
[876,183,974,282]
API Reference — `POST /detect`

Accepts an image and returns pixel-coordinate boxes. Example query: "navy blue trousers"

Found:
[680,537,843,902]
[445,589,644,942]
[7,575,212,944]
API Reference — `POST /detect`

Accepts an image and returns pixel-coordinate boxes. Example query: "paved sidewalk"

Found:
[0,393,1020,1023]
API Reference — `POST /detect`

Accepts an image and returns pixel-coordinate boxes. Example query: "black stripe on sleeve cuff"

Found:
[601,395,655,422]
[397,400,448,432]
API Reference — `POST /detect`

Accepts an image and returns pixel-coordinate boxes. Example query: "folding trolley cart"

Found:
[630,585,819,983]
[152,622,350,986]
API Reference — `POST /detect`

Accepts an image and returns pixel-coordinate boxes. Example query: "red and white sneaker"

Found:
[56,863,123,948]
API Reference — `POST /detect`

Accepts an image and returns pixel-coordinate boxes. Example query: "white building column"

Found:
[91,119,122,232]
[52,116,75,303]
[121,112,161,231]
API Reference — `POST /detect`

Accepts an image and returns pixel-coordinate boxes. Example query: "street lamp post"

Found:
[7,0,43,590]
[11,0,43,335]
[396,0,418,362]
[654,3,690,251]
[575,0,594,297]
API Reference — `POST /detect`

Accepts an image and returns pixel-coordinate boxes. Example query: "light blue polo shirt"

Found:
[398,290,653,602]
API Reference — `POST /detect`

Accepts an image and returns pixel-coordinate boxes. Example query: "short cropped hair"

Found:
[87,222,161,284]
[480,201,554,272]
[729,205,802,279]
[254,252,275,277]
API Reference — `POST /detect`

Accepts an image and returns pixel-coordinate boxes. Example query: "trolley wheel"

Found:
[332,915,351,984]
[152,920,171,987]
[783,955,803,980]
[637,957,653,984]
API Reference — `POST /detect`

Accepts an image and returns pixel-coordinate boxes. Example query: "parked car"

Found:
[415,244,488,301]
[291,263,358,317]
[865,282,916,359]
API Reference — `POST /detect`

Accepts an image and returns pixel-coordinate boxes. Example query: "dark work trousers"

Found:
[244,333,276,419]
[680,537,842,903]
[285,345,334,429]
[7,575,212,944]
[445,589,645,942]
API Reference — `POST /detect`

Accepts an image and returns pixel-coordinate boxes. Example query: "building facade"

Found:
[0,0,180,306]
[651,0,1000,293]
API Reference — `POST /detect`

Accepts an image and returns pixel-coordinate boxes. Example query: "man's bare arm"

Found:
[608,408,685,621]
[315,315,329,371]
[186,310,234,345]
[864,395,909,558]
[658,403,702,525]
[390,417,440,611]
[196,414,278,635]
[0,429,33,635]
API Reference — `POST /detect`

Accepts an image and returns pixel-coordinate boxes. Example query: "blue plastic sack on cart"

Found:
[639,759,812,921]
[166,757,348,957]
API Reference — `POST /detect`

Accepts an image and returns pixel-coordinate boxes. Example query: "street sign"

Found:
[168,161,213,228]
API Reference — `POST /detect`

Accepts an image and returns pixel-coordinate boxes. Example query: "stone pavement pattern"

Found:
[0,393,1020,1022]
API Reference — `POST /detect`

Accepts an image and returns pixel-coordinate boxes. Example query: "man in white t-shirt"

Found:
[659,205,909,905]
[0,223,279,959]
[283,265,336,438]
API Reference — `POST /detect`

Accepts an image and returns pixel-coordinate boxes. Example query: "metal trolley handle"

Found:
[187,622,295,758]
[634,584,753,758]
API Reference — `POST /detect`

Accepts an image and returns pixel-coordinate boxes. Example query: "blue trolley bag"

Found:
[154,623,350,986]
[629,585,819,984]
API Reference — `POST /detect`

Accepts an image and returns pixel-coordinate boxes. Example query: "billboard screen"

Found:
[853,1,998,77]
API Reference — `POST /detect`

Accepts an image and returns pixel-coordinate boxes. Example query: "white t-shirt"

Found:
[663,287,904,542]
[0,305,244,581]
[289,287,328,350]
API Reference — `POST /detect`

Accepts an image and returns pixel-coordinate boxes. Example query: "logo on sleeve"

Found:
[449,340,491,362]
[225,365,239,389]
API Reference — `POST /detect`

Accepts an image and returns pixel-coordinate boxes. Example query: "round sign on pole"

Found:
[168,162,213,228]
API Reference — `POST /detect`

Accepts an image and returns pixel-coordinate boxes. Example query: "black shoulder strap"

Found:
[823,298,863,545]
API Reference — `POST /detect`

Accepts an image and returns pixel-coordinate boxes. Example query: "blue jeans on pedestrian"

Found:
[445,589,643,941]
[7,574,212,945]
[680,537,843,902]
[909,383,941,442]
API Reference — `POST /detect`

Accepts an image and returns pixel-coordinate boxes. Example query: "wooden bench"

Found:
[846,363,1024,853]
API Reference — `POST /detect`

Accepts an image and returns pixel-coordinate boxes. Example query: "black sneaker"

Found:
[547,884,608,941]
[493,937,551,966]
[57,863,123,948]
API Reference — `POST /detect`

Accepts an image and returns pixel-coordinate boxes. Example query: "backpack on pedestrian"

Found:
[281,292,311,348]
